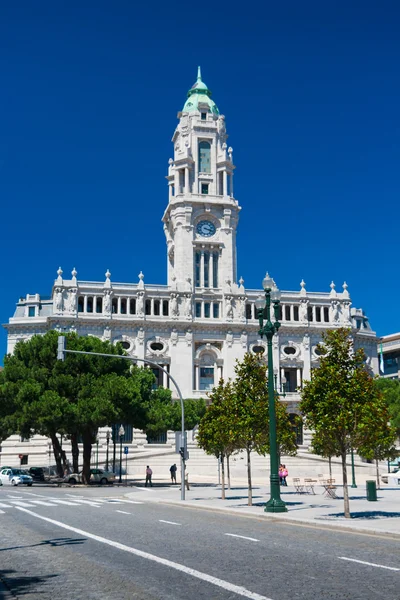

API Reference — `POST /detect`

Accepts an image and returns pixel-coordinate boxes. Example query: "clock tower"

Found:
[163,68,240,292]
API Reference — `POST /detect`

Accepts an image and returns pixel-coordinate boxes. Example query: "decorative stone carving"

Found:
[329,281,337,297]
[300,279,307,297]
[104,270,111,288]
[103,290,112,314]
[299,299,308,323]
[138,271,145,290]
[185,329,192,346]
[136,292,144,317]
[183,294,192,319]
[330,300,341,323]
[241,331,247,348]
[170,329,178,346]
[102,325,112,341]
[66,289,77,313]
[137,327,145,345]
[341,301,352,325]
[170,293,179,319]
[226,331,233,348]
[184,276,192,293]
[237,296,246,321]
[147,336,169,356]
[54,288,63,313]
[303,333,310,350]
[225,296,233,320]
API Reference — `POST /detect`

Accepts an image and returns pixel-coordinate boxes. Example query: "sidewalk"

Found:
[125,481,400,538]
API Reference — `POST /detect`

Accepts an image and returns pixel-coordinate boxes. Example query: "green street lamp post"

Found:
[350,447,357,488]
[105,430,111,472]
[255,273,287,513]
[118,425,125,484]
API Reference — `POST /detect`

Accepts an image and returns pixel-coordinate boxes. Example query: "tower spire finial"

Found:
[197,66,202,81]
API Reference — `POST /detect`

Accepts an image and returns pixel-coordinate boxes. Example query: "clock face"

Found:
[196,220,216,237]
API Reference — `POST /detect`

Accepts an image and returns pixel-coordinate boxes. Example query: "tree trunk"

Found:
[70,433,80,473]
[50,433,64,478]
[227,454,231,490]
[342,451,350,518]
[329,456,332,480]
[82,431,93,485]
[221,454,226,500]
[375,458,380,490]
[246,446,252,506]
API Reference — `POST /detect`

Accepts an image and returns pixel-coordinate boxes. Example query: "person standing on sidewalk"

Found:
[145,465,153,487]
[169,463,177,484]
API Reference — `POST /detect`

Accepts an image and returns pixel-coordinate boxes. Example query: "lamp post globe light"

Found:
[256,272,287,513]
[118,425,125,484]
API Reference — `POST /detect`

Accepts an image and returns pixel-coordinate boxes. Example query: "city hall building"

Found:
[3,69,378,463]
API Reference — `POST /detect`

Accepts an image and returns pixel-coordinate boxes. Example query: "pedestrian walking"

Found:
[281,464,288,486]
[169,463,177,484]
[145,465,153,487]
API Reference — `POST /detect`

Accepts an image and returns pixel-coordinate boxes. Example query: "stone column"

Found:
[93,295,97,313]
[296,368,302,390]
[223,170,228,196]
[117,297,121,314]
[200,250,205,287]
[229,173,233,197]
[209,251,214,288]
[83,296,88,313]
[185,167,189,194]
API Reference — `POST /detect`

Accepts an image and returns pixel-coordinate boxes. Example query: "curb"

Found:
[124,493,400,540]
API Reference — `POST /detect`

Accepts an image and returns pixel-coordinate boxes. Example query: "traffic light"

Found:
[57,336,66,361]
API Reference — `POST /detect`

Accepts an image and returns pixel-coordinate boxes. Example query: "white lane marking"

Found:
[50,500,84,506]
[117,499,143,505]
[10,501,35,507]
[15,508,273,600]
[23,492,49,497]
[159,520,181,526]
[0,509,4,514]
[116,510,131,515]
[70,499,102,507]
[339,557,400,572]
[0,503,12,508]
[7,495,24,499]
[30,500,58,507]
[225,534,260,543]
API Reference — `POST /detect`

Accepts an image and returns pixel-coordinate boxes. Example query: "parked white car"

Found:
[64,468,115,485]
[0,468,33,486]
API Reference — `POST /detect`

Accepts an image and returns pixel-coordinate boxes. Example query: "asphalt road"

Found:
[0,485,398,600]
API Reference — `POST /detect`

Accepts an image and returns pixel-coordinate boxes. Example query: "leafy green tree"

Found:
[232,353,297,505]
[0,332,166,482]
[374,378,400,439]
[300,328,396,518]
[197,380,237,499]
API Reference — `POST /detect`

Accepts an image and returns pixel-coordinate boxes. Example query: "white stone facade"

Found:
[3,69,378,464]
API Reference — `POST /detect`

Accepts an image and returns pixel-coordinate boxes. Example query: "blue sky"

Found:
[1,1,399,358]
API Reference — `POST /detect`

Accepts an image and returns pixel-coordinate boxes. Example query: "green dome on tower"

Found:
[182,67,219,116]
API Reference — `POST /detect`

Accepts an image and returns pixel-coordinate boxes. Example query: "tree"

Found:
[0,332,165,482]
[374,378,400,439]
[232,353,297,505]
[300,328,396,518]
[197,380,237,499]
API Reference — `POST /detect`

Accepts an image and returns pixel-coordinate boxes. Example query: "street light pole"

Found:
[351,447,357,488]
[106,430,110,472]
[118,425,125,484]
[255,272,287,513]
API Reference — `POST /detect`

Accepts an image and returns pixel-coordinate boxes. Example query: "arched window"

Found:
[120,298,127,315]
[198,141,211,173]
[112,298,118,314]
[87,297,93,313]
[78,296,84,313]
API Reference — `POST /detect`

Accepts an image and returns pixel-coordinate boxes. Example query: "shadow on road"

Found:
[0,537,86,552]
[0,569,58,599]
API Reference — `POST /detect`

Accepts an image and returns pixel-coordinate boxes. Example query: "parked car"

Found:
[65,468,115,485]
[381,470,400,485]
[0,468,33,486]
[27,467,45,482]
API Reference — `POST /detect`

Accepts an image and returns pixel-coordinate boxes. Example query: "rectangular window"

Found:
[245,304,252,319]
[154,300,160,316]
[120,298,127,315]
[145,300,151,315]
[315,307,321,322]
[129,299,136,315]
[195,302,201,318]
[285,305,291,321]
[278,305,283,320]
[199,367,214,391]
[162,300,169,316]
[307,306,313,321]
[323,307,329,322]
[28,306,35,317]
[201,183,209,194]
[213,303,219,318]
[204,303,210,318]
[253,304,258,320]
[112,298,118,314]
[204,252,209,287]
[201,112,207,121]
[212,252,218,287]
[20,455,28,466]
[195,252,201,287]
[96,297,103,313]
[87,297,93,313]
[293,306,299,321]
[219,172,223,195]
